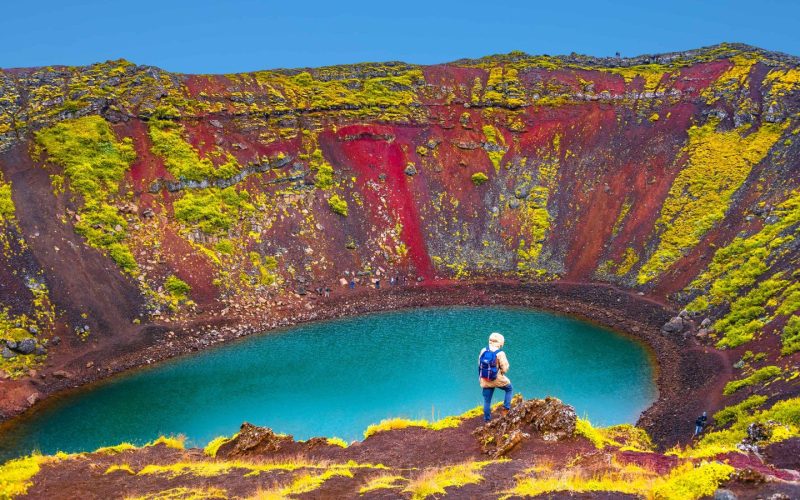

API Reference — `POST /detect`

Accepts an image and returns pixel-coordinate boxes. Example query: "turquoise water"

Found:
[0,306,656,461]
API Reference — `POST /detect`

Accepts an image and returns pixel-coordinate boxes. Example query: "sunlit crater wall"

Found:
[0,43,798,382]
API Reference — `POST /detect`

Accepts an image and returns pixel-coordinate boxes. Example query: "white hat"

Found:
[488,332,505,347]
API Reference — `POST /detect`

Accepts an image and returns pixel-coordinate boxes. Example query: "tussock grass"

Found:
[125,487,227,500]
[363,405,485,438]
[104,464,135,475]
[575,418,653,452]
[325,437,348,448]
[145,435,186,450]
[0,453,60,499]
[203,433,238,457]
[136,458,386,479]
[359,474,408,494]
[503,459,733,499]
[404,460,499,499]
[94,442,138,455]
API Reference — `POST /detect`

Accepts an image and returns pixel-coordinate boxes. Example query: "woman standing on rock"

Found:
[478,332,513,421]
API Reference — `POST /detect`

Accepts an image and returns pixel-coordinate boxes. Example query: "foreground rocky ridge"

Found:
[3,397,799,499]
[0,43,798,495]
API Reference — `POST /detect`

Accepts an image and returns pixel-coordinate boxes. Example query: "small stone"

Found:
[404,163,417,176]
[86,361,94,369]
[0,370,9,379]
[661,316,684,334]
[15,338,36,355]
[53,370,73,379]
[713,489,737,500]
[1,347,15,359]
[27,392,40,405]
[700,318,712,329]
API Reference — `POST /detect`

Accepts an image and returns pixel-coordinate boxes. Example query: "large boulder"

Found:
[661,316,685,334]
[473,396,577,458]
[14,338,36,355]
[215,422,294,458]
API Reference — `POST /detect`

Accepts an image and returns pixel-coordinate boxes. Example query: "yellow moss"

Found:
[702,55,758,103]
[482,124,507,173]
[35,115,138,274]
[686,190,800,311]
[611,199,632,237]
[575,418,653,452]
[328,194,348,216]
[638,120,785,284]
[723,366,782,395]
[471,172,489,186]
[173,187,255,236]
[605,64,671,92]
[517,137,560,275]
[0,453,57,499]
[764,67,800,95]
[782,315,800,356]
[0,172,15,225]
[712,275,790,348]
[713,395,767,426]
[483,66,526,107]
[148,119,217,181]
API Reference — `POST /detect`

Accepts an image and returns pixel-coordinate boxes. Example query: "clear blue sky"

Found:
[1,0,798,73]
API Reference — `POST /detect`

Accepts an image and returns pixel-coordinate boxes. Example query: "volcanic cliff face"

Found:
[0,43,798,422]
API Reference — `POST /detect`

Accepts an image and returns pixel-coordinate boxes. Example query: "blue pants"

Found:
[482,384,513,421]
[695,425,703,436]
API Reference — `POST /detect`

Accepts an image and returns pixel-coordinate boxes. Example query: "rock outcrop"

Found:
[473,395,577,458]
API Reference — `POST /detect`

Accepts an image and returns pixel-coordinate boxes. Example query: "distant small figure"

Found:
[615,51,621,58]
[389,276,396,286]
[375,279,380,290]
[349,279,355,290]
[324,286,331,297]
[694,412,707,436]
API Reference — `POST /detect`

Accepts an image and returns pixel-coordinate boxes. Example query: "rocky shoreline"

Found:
[0,280,727,449]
